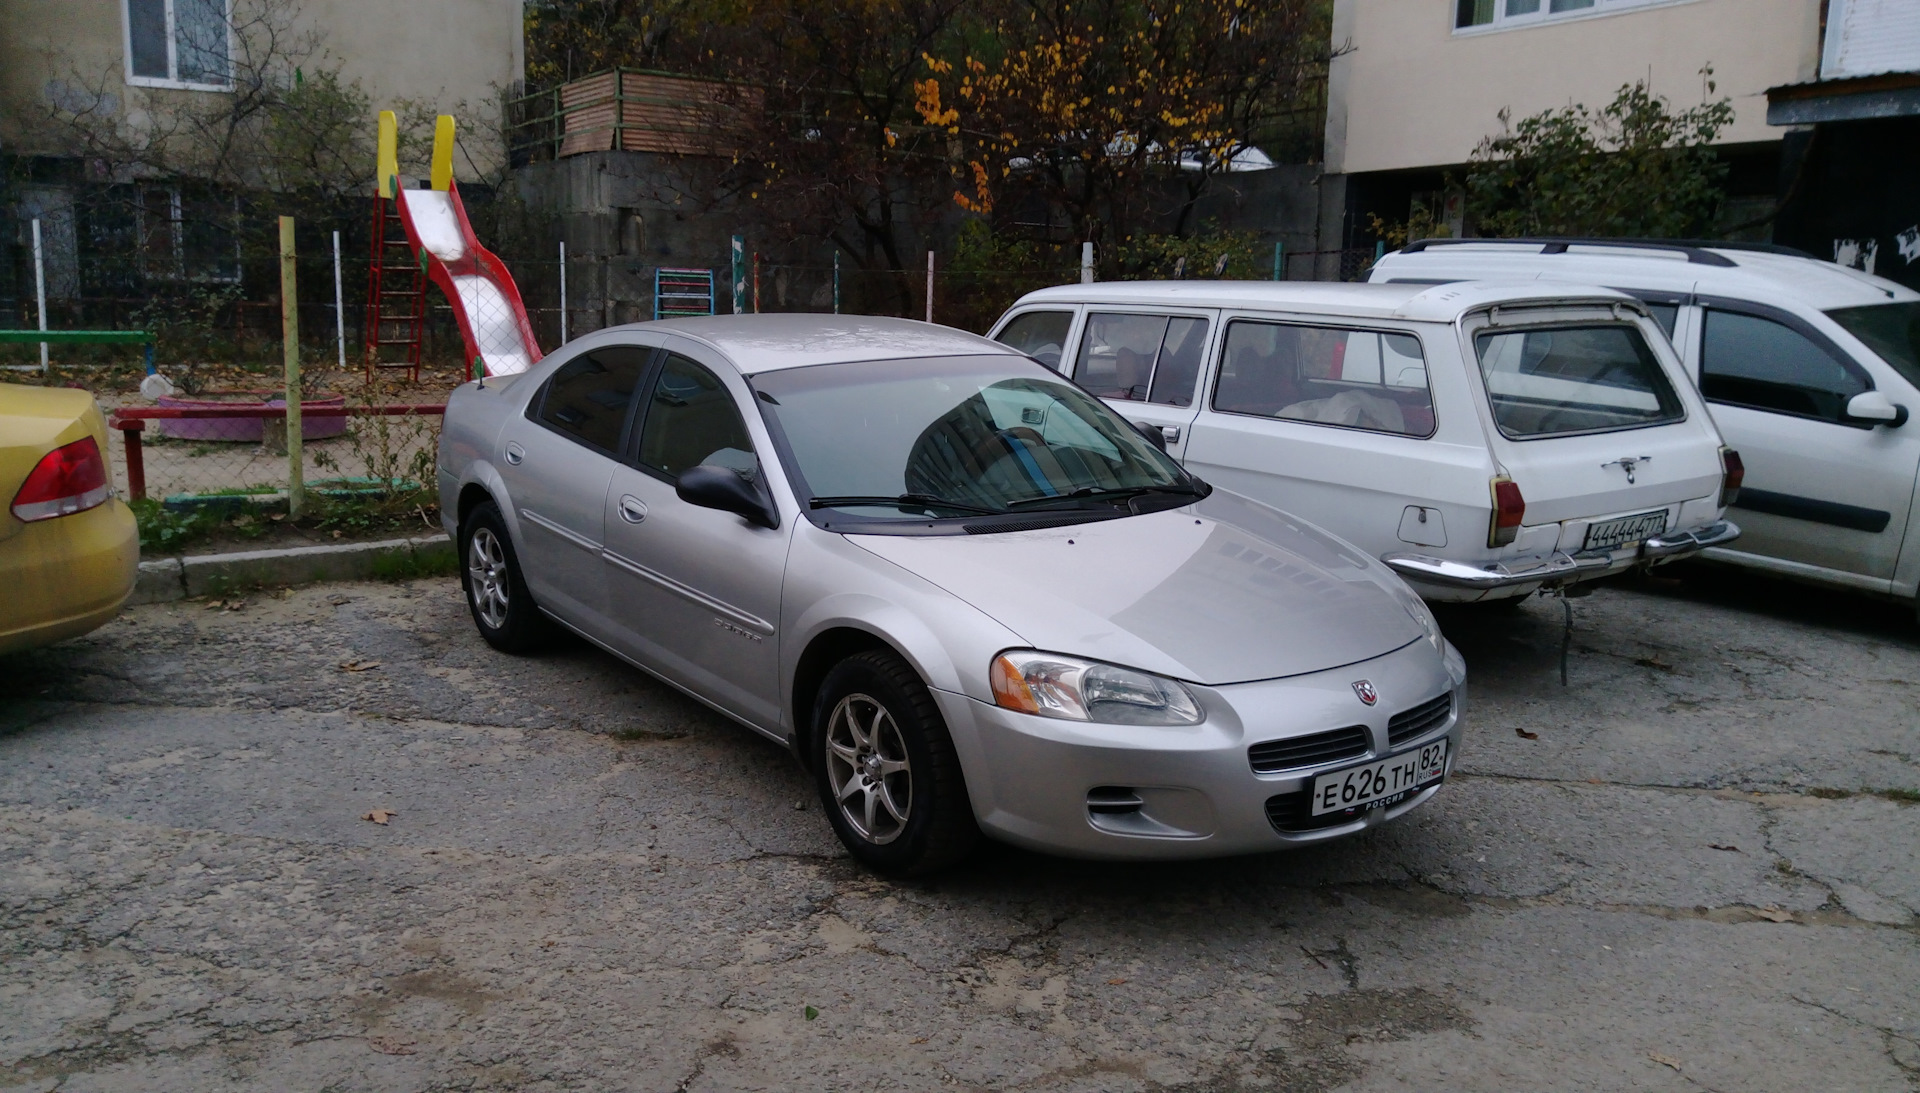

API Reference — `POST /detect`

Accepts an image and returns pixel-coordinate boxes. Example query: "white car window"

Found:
[1474,325,1686,438]
[993,310,1073,371]
[1702,309,1869,422]
[1213,321,1436,438]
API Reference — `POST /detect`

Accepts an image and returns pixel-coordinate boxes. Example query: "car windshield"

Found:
[1473,323,1686,439]
[750,354,1195,523]
[1825,301,1920,388]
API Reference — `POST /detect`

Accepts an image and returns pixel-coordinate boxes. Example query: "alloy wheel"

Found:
[467,526,511,630]
[823,692,913,844]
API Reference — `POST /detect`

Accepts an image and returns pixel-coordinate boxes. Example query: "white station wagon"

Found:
[1373,239,1920,617]
[989,281,1742,602]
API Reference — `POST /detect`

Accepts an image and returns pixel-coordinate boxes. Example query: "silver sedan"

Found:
[438,315,1467,874]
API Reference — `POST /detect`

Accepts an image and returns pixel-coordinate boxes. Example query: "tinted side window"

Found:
[1213,321,1435,438]
[1701,310,1867,421]
[637,354,757,480]
[995,311,1073,371]
[535,346,652,453]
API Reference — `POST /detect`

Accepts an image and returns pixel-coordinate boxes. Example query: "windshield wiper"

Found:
[1004,483,1207,510]
[808,493,1006,516]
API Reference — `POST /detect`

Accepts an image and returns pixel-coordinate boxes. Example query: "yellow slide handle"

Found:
[431,115,456,191]
[376,110,398,198]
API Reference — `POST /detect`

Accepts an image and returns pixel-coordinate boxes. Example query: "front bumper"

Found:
[933,637,1466,860]
[1382,520,1740,593]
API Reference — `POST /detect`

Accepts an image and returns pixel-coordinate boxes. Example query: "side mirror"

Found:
[676,464,779,529]
[1845,390,1909,428]
[1131,419,1167,452]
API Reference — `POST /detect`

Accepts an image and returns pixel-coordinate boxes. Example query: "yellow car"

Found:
[0,382,139,655]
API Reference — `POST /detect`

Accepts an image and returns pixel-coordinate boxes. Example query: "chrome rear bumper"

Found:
[1382,521,1740,590]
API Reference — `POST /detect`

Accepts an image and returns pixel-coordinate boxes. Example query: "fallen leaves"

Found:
[1515,727,1540,740]
[361,809,398,825]
[1106,977,1128,985]
[339,659,381,672]
[203,599,246,612]
[367,1036,417,1056]
[1648,1051,1682,1072]
[1755,906,1793,923]
[1707,844,1741,853]
[803,1005,819,1021]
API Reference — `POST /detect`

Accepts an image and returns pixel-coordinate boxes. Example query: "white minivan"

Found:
[1372,240,1920,616]
[988,281,1741,603]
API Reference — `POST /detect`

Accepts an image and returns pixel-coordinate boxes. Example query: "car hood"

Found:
[847,491,1424,685]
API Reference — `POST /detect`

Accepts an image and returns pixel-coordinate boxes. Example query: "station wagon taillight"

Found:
[11,436,111,523]
[1488,475,1524,548]
[1719,447,1744,508]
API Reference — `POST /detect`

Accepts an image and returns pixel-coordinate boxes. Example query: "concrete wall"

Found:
[1325,0,1822,175]
[0,0,522,173]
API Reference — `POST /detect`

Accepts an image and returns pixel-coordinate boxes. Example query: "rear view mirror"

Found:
[1845,390,1909,427]
[677,464,779,528]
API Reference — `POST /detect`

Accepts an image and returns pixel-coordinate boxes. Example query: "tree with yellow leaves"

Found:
[916,0,1323,273]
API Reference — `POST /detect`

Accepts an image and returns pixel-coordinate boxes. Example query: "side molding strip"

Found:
[1733,489,1891,534]
[602,549,776,637]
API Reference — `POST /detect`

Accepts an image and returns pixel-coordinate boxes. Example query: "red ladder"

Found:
[362,195,425,383]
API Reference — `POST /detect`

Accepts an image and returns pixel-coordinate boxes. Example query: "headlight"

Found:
[990,650,1204,726]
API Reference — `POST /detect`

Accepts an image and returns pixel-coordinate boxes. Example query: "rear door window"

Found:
[1212,321,1436,437]
[1700,309,1868,421]
[534,346,653,455]
[1075,313,1211,407]
[993,310,1074,371]
[1473,324,1685,438]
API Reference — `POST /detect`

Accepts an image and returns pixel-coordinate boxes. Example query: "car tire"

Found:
[811,649,979,876]
[459,500,551,653]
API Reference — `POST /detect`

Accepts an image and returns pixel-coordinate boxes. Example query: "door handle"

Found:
[618,495,648,524]
[504,442,525,466]
[1160,426,1181,444]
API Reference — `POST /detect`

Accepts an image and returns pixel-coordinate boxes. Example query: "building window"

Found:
[1455,0,1685,32]
[124,0,232,89]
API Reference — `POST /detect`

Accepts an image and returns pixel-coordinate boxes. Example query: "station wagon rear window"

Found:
[1213,321,1435,438]
[1473,324,1684,439]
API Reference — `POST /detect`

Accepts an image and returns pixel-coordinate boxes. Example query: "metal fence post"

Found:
[280,216,305,519]
[332,230,346,369]
[559,240,568,344]
[31,219,48,371]
[832,251,840,315]
[1272,241,1284,281]
[731,235,746,314]
[1080,241,1094,284]
[925,250,934,323]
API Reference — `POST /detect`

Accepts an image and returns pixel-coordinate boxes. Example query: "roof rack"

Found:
[1397,237,1815,268]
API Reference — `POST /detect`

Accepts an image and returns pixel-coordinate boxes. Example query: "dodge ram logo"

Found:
[1351,680,1378,706]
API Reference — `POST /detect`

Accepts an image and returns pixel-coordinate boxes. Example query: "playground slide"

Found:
[394,183,542,378]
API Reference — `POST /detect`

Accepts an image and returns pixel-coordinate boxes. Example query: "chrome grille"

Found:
[1248,725,1369,773]
[1387,693,1452,749]
[1264,789,1368,833]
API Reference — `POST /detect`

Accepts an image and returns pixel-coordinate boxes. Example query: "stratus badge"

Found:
[1351,680,1379,706]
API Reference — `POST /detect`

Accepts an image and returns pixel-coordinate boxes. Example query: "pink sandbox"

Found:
[155,392,349,442]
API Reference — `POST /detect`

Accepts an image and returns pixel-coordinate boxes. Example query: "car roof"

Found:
[1372,240,1920,311]
[1009,279,1636,322]
[598,314,1022,374]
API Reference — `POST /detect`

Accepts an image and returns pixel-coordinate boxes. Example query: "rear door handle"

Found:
[618,495,648,524]
[504,442,525,465]
[1160,426,1181,444]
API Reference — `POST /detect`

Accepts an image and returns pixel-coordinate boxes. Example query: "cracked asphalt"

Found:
[2,567,1917,1092]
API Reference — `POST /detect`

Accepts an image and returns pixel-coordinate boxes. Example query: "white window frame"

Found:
[122,0,235,92]
[1452,0,1700,36]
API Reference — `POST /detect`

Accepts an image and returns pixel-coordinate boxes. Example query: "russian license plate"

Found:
[1311,740,1448,816]
[1583,509,1668,552]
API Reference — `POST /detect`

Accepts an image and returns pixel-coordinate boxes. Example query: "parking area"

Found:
[1,570,1916,1092]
